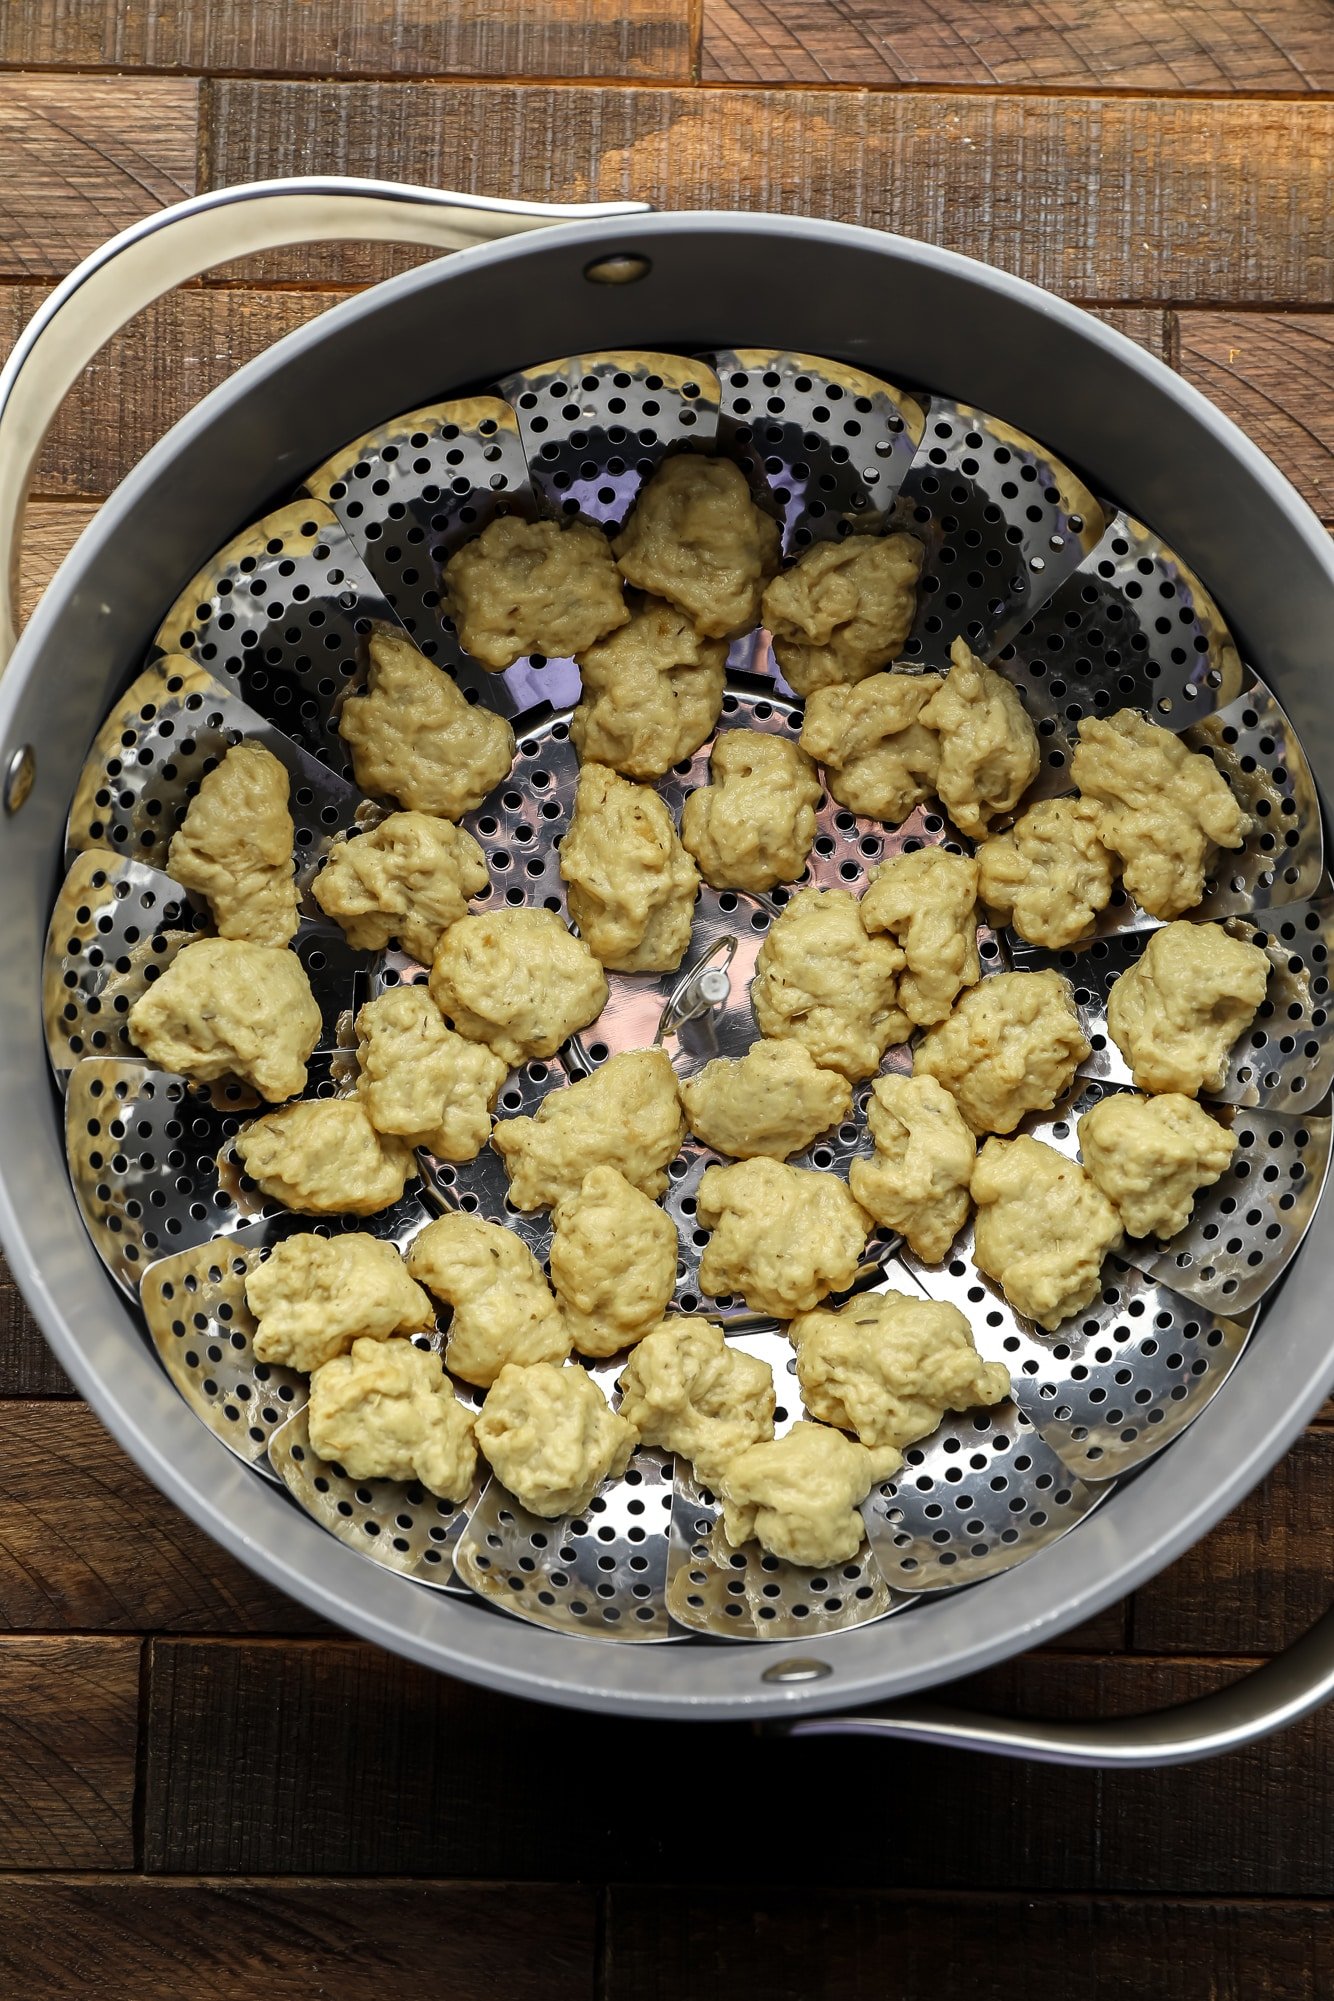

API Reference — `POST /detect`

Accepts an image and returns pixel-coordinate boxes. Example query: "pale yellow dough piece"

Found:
[128,936,320,1102]
[680,730,822,893]
[406,1212,570,1387]
[549,1166,680,1358]
[799,671,942,823]
[442,515,629,669]
[1072,708,1250,920]
[339,628,515,819]
[558,763,699,972]
[860,847,981,1028]
[971,1134,1123,1330]
[168,742,298,947]
[1078,1091,1238,1240]
[613,455,780,639]
[308,1336,477,1501]
[246,1233,434,1374]
[848,1072,976,1263]
[680,1039,853,1161]
[922,638,1040,838]
[429,908,608,1066]
[571,597,726,780]
[492,1048,685,1211]
[915,969,1090,1136]
[235,1100,415,1217]
[314,812,489,966]
[474,1362,638,1518]
[976,795,1116,950]
[696,1157,871,1318]
[354,986,507,1163]
[751,886,908,1082]
[763,532,924,697]
[790,1289,1010,1453]
[719,1423,885,1567]
[1105,920,1270,1095]
[617,1318,776,1489]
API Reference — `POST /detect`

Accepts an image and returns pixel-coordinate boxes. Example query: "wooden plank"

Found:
[701,0,1334,91]
[0,1257,73,1398]
[1177,310,1334,523]
[20,501,100,626]
[0,1637,138,1867]
[0,76,198,279]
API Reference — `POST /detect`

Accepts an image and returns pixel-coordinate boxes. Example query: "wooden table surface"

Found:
[2,6,1333,1995]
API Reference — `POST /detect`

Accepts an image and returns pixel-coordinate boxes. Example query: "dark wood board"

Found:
[0,1637,139,1868]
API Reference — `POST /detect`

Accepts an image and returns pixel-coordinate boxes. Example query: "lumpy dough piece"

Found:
[617,1319,775,1489]
[1078,1091,1238,1240]
[680,730,822,893]
[492,1049,685,1211]
[235,1100,415,1216]
[1072,708,1250,920]
[442,515,628,670]
[613,455,780,639]
[354,987,507,1163]
[977,796,1116,950]
[971,1135,1123,1330]
[168,742,297,947]
[549,1166,680,1358]
[751,887,909,1082]
[429,909,608,1066]
[799,672,942,823]
[696,1157,871,1319]
[762,533,924,696]
[406,1213,570,1387]
[680,1039,852,1161]
[247,1233,434,1374]
[915,969,1090,1136]
[790,1290,1009,1454]
[921,638,1040,838]
[475,1362,638,1517]
[1106,920,1270,1095]
[848,1073,976,1264]
[571,597,726,780]
[128,937,319,1102]
[339,628,515,819]
[558,763,699,973]
[719,1423,884,1567]
[314,812,489,965]
[308,1337,477,1501]
[860,847,981,1028]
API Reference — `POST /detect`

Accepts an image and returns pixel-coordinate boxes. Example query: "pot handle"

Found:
[776,1599,1334,1767]
[0,174,652,667]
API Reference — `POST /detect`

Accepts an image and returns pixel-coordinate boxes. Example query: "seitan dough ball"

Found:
[971,1134,1123,1330]
[976,795,1116,950]
[751,886,909,1081]
[246,1232,434,1374]
[491,1048,684,1212]
[339,628,515,820]
[613,455,780,639]
[718,1423,885,1567]
[848,1072,976,1264]
[860,847,981,1028]
[354,986,507,1163]
[680,1038,852,1161]
[235,1099,416,1216]
[763,532,924,696]
[915,969,1090,1136]
[680,730,822,893]
[128,936,320,1102]
[314,812,489,966]
[429,908,608,1066]
[696,1157,871,1319]
[617,1318,775,1490]
[799,671,942,824]
[1072,709,1250,921]
[1105,920,1270,1096]
[1078,1090,1238,1240]
[308,1336,477,1501]
[549,1166,680,1358]
[442,515,628,669]
[571,597,726,779]
[168,742,297,948]
[790,1289,1010,1454]
[558,763,699,973]
[475,1362,638,1518]
[921,638,1039,838]
[406,1212,570,1388]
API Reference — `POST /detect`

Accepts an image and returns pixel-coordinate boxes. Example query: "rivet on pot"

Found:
[3,743,34,815]
[583,253,652,286]
[761,1656,834,1685]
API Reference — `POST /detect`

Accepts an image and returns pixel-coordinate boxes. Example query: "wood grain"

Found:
[1176,310,1334,522]
[20,502,99,625]
[0,1258,73,1398]
[0,1637,138,1867]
